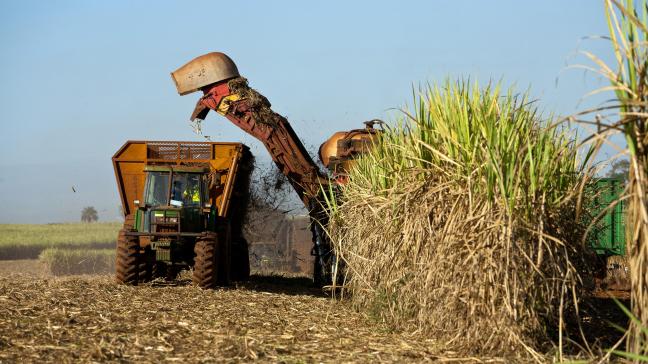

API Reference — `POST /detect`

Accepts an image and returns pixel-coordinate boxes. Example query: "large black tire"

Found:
[313,255,325,287]
[165,264,180,281]
[115,228,140,285]
[311,222,332,287]
[217,224,231,286]
[192,232,219,289]
[138,246,154,283]
[230,238,250,282]
[152,261,167,279]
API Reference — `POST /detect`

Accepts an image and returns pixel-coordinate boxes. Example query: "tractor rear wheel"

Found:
[152,262,166,279]
[192,232,220,289]
[230,239,250,281]
[115,228,141,285]
[137,246,154,283]
[165,264,179,281]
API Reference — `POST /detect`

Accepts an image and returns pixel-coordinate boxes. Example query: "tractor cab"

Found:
[139,166,211,236]
[113,140,252,288]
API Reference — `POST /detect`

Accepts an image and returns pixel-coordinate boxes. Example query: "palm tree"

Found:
[81,206,98,223]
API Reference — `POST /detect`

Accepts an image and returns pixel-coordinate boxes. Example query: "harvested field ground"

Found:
[0,261,628,363]
[0,272,468,363]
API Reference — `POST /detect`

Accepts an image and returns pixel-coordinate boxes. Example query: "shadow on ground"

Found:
[144,272,325,297]
[548,297,631,355]
[237,274,325,297]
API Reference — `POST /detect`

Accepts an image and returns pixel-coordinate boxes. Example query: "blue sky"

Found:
[0,1,613,223]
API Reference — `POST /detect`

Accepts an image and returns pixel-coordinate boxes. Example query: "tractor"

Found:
[113,140,252,288]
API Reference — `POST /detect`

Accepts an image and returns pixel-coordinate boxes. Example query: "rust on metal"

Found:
[318,121,381,184]
[195,81,329,207]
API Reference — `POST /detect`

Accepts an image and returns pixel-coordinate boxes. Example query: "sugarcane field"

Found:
[1,1,647,363]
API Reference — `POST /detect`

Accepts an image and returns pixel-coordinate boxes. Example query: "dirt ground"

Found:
[0,260,491,364]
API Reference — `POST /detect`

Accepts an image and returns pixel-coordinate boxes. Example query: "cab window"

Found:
[171,173,202,207]
[144,172,169,206]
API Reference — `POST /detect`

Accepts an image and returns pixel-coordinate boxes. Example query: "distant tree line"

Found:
[605,159,630,183]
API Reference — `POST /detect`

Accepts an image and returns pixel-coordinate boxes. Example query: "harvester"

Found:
[171,52,379,285]
[113,140,253,288]
[169,52,633,295]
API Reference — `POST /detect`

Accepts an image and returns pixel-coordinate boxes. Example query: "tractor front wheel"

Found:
[193,232,220,289]
[115,228,141,285]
